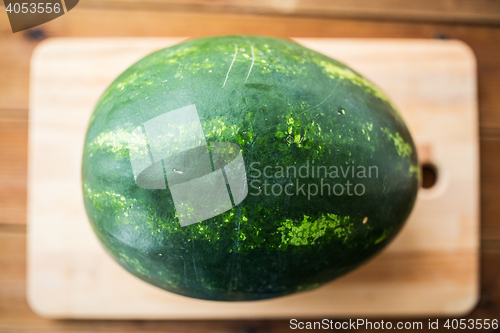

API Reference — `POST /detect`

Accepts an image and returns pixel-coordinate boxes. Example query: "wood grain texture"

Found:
[27,38,479,319]
[0,19,38,111]
[2,0,499,25]
[65,0,500,25]
[481,137,500,242]
[0,117,27,225]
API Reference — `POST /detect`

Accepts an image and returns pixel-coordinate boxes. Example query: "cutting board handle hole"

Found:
[421,163,438,189]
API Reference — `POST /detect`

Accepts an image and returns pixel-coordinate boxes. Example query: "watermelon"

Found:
[82,36,419,301]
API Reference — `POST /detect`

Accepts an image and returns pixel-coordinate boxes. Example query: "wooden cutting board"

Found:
[27,38,479,319]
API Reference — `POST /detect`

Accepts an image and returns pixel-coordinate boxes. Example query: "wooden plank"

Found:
[0,9,499,127]
[481,137,500,242]
[1,229,499,331]
[0,27,38,111]
[2,0,500,25]
[1,0,499,25]
[27,38,479,318]
[52,0,500,25]
[472,249,500,319]
[0,117,27,225]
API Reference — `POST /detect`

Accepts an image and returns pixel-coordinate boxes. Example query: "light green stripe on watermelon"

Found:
[83,183,137,212]
[85,126,148,160]
[116,72,139,91]
[84,178,363,254]
[311,58,400,113]
[203,116,242,140]
[381,127,413,158]
[117,253,149,276]
[409,163,421,180]
[278,213,354,248]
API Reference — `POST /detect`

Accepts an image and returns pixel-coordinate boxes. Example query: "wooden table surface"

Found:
[1,1,499,332]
